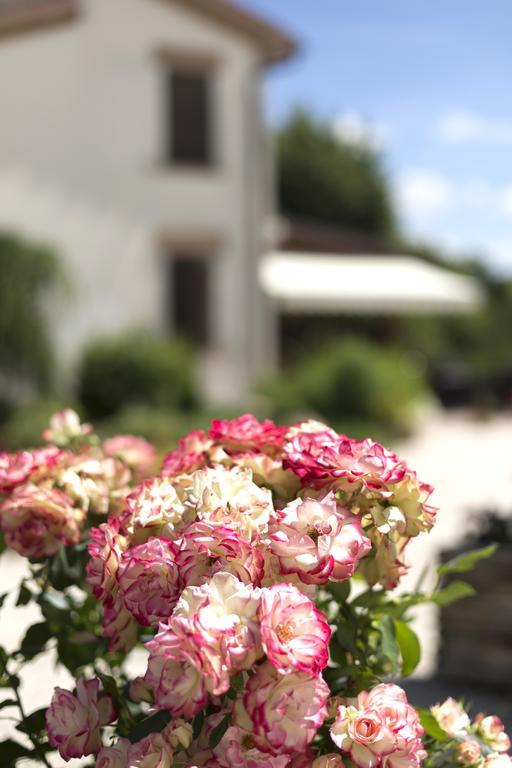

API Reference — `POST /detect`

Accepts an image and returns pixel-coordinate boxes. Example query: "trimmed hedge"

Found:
[77,333,198,420]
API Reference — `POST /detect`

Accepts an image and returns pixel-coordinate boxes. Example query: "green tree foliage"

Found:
[276,108,396,237]
[263,335,427,437]
[0,233,63,403]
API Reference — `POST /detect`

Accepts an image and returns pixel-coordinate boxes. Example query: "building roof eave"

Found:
[168,0,298,65]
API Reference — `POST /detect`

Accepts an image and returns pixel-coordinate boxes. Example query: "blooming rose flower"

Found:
[189,467,273,541]
[209,414,287,456]
[259,583,331,675]
[212,723,292,768]
[43,408,93,446]
[144,634,208,717]
[358,535,409,591]
[270,493,371,584]
[330,684,425,768]
[283,432,406,491]
[475,715,511,753]
[128,732,174,767]
[387,477,437,538]
[431,698,471,738]
[55,454,131,517]
[118,537,181,626]
[331,705,393,768]
[163,719,193,751]
[235,661,329,755]
[96,738,130,768]
[103,435,156,479]
[259,549,317,599]
[0,483,81,558]
[162,429,213,477]
[232,452,300,506]
[176,521,264,588]
[0,450,34,492]
[146,572,262,712]
[46,677,116,761]
[86,519,125,604]
[126,477,190,539]
[102,592,139,652]
[456,740,482,765]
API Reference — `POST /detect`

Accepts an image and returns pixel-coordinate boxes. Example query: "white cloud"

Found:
[436,110,512,144]
[394,169,455,217]
[332,111,390,150]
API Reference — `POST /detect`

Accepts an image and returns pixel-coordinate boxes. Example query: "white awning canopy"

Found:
[260,252,484,315]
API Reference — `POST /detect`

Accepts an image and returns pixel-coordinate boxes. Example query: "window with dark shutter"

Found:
[167,254,211,347]
[166,71,212,166]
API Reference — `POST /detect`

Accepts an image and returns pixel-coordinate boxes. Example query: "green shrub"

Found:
[0,232,63,398]
[262,336,428,436]
[77,333,198,420]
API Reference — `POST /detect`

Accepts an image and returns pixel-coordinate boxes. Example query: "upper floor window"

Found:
[165,69,212,167]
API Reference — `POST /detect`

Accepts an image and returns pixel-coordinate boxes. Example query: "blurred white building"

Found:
[0,0,295,402]
[0,0,482,405]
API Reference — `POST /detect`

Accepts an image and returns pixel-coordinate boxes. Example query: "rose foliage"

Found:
[0,410,506,768]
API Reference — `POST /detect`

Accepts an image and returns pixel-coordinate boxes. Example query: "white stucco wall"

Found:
[0,0,274,402]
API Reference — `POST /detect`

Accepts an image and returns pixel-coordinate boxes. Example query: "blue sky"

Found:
[243,0,512,273]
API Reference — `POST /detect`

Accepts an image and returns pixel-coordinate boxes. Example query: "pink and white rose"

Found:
[103,435,156,479]
[235,661,329,755]
[43,408,92,446]
[474,715,511,753]
[118,537,181,626]
[127,732,174,767]
[259,582,331,675]
[431,698,470,738]
[330,684,425,768]
[96,739,130,768]
[0,483,81,559]
[213,723,292,768]
[270,493,371,584]
[176,521,264,588]
[46,677,116,761]
[209,414,287,456]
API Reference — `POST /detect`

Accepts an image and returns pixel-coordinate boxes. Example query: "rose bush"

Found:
[0,410,507,768]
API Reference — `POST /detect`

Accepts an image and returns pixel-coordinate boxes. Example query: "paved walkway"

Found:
[395,408,512,676]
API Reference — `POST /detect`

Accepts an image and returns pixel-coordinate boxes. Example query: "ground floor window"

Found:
[166,252,212,347]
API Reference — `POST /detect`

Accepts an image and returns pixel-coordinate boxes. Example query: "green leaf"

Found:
[0,698,17,710]
[417,709,450,742]
[15,583,32,607]
[193,710,205,740]
[210,714,230,748]
[393,619,421,677]
[16,707,47,736]
[19,622,52,660]
[351,588,387,610]
[325,581,351,603]
[437,544,497,577]
[336,621,360,658]
[0,738,33,765]
[377,614,400,676]
[128,710,171,744]
[430,580,476,607]
[39,591,70,623]
[0,593,7,610]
